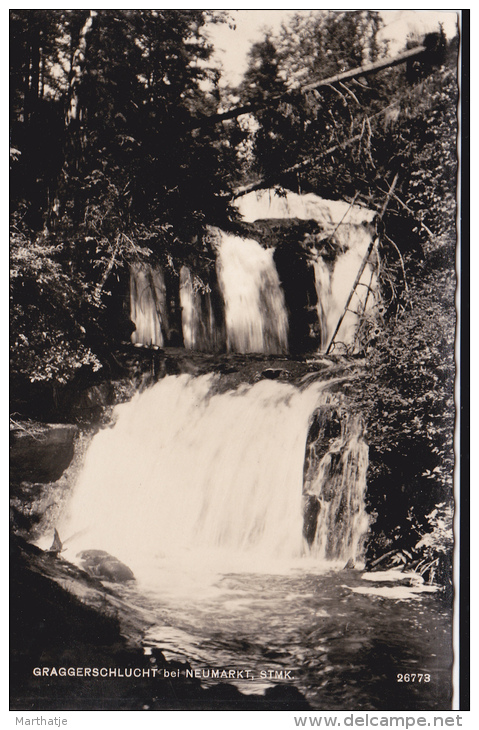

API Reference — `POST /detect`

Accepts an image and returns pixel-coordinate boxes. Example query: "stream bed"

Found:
[115,563,452,711]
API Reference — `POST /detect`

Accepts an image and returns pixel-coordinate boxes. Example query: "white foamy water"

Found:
[307,426,369,562]
[311,238,377,352]
[58,374,368,588]
[216,233,289,355]
[235,189,376,229]
[47,373,451,710]
[237,189,378,353]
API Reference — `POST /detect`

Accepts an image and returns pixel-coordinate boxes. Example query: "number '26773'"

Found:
[397,674,431,683]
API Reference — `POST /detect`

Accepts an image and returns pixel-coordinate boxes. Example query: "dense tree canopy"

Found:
[234,11,456,239]
[10,9,238,383]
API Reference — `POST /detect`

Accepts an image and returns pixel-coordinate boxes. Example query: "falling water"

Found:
[237,189,378,353]
[59,374,368,583]
[311,244,378,352]
[128,191,378,355]
[130,264,167,347]
[50,374,454,711]
[216,233,289,355]
[303,408,369,561]
[235,189,376,233]
[179,266,225,351]
[129,232,289,354]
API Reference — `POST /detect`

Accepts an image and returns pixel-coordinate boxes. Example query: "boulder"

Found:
[261,368,288,380]
[78,549,135,583]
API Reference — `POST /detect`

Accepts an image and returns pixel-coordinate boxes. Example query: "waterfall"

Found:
[179,266,225,352]
[128,190,378,355]
[302,407,369,560]
[237,189,378,353]
[235,189,376,231]
[216,233,289,355]
[59,374,369,580]
[311,246,378,352]
[129,232,289,355]
[130,265,167,347]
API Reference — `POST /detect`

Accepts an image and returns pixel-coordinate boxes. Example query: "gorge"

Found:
[11,189,453,712]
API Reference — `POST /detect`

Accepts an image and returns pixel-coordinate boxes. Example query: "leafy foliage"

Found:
[10,9,236,385]
[233,11,387,195]
[345,238,456,578]
[234,12,457,241]
[10,218,102,384]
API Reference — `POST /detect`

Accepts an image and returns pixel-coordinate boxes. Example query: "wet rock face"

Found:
[78,549,135,583]
[10,424,78,484]
[10,481,63,537]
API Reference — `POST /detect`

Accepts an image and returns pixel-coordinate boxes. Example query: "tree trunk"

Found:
[66,10,96,126]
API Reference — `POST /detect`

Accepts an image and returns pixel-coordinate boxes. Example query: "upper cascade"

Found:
[129,189,379,355]
[216,232,289,355]
[234,189,377,230]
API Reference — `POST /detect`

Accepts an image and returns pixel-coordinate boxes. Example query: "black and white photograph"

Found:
[9,7,466,717]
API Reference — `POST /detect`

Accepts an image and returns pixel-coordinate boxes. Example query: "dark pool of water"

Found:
[119,566,453,711]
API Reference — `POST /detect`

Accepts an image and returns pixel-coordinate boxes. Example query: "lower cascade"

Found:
[59,373,369,581]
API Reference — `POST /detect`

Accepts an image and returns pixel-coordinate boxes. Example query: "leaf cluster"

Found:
[10,217,102,384]
[235,12,458,238]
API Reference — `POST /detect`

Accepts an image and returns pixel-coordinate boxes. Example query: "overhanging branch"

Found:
[190,43,429,132]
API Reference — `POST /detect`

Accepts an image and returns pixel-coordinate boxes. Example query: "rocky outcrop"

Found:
[10,423,78,484]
